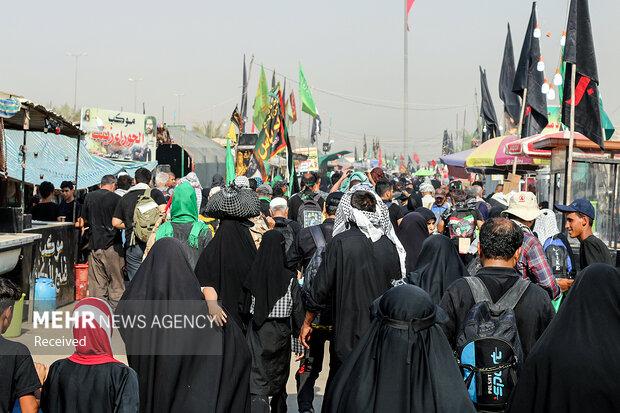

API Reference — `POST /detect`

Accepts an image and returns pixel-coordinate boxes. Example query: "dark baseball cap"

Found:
[554,198,595,220]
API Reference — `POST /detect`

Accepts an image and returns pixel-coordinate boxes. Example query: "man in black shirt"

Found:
[31,181,59,222]
[80,175,124,307]
[270,197,302,254]
[58,181,81,222]
[288,172,325,223]
[289,191,342,413]
[112,168,166,281]
[440,218,554,360]
[0,278,43,412]
[375,179,404,229]
[288,192,342,271]
[555,198,613,270]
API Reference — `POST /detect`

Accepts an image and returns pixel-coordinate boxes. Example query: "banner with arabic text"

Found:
[80,107,156,162]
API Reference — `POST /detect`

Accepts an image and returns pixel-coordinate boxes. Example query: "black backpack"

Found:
[301,226,327,314]
[297,193,323,228]
[543,235,571,278]
[456,276,529,411]
[275,219,296,253]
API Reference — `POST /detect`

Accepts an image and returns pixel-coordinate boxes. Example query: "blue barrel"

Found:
[34,277,57,313]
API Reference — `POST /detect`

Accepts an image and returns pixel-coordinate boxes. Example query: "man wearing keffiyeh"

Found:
[301,184,404,395]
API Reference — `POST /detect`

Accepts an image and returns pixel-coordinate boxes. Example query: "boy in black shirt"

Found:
[31,181,59,222]
[0,278,43,413]
[555,198,613,270]
[375,179,404,229]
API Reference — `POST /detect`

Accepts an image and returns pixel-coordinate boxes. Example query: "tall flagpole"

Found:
[403,0,409,159]
[565,63,576,204]
[513,88,528,174]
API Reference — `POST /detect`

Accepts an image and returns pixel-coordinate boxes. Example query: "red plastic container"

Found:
[74,264,89,300]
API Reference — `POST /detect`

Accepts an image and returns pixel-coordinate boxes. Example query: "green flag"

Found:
[600,96,615,140]
[299,64,318,118]
[225,138,235,185]
[253,65,269,130]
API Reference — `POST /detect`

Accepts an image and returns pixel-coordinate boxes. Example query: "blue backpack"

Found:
[543,235,572,278]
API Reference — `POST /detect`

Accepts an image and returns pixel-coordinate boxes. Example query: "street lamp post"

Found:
[66,52,87,111]
[128,77,143,112]
[172,93,185,176]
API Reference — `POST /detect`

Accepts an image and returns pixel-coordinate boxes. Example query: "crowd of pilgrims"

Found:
[1,166,618,413]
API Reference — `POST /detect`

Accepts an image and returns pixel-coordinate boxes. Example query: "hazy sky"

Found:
[2,0,619,161]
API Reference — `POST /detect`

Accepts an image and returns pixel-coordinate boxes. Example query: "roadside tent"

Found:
[164,125,226,186]
[3,129,155,188]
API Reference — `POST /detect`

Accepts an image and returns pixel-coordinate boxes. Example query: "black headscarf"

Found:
[407,234,469,304]
[414,206,436,224]
[246,230,294,328]
[397,212,430,272]
[323,284,475,413]
[406,192,423,212]
[508,264,620,413]
[194,219,257,328]
[116,238,251,413]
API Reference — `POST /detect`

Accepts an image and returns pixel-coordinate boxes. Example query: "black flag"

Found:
[240,55,248,132]
[271,70,276,91]
[513,2,547,137]
[442,129,453,155]
[310,115,322,144]
[480,67,499,141]
[562,0,603,148]
[499,23,521,125]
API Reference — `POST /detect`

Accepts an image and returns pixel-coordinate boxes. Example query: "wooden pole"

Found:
[565,63,577,204]
[513,88,528,175]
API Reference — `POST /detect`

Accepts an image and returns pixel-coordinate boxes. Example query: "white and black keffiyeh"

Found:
[333,183,407,277]
[205,184,260,219]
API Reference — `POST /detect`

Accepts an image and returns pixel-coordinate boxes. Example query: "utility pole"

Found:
[173,93,185,126]
[66,52,87,111]
[403,0,409,157]
[128,77,143,113]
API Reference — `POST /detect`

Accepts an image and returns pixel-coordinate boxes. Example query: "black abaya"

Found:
[397,212,430,272]
[41,360,139,413]
[323,284,475,413]
[307,225,401,368]
[245,230,294,328]
[407,234,469,304]
[508,264,620,413]
[116,238,251,413]
[194,218,257,328]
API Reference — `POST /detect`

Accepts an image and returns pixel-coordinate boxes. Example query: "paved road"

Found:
[10,306,328,412]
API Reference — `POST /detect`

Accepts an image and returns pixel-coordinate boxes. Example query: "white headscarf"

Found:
[533,208,560,246]
[333,183,407,277]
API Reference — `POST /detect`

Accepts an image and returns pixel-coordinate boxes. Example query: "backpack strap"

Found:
[464,276,493,305]
[493,278,530,312]
[142,186,152,200]
[308,225,326,250]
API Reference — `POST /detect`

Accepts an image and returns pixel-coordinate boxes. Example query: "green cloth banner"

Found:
[253,66,270,130]
[299,64,318,118]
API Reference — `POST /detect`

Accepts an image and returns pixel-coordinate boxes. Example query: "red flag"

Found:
[378,148,383,167]
[407,0,415,14]
[407,0,416,30]
[413,153,420,164]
